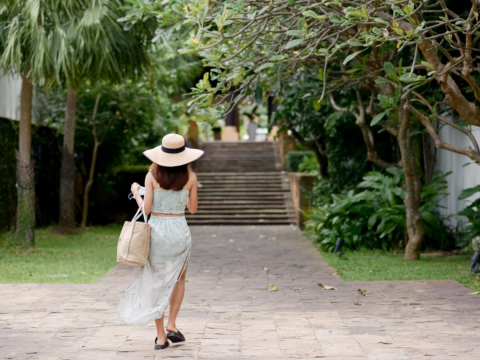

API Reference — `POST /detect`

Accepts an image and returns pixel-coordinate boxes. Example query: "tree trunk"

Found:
[397,103,424,260]
[311,143,329,179]
[289,128,329,179]
[59,87,77,229]
[81,139,99,227]
[14,72,35,246]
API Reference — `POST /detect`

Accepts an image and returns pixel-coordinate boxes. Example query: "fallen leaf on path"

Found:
[259,235,265,238]
[246,293,256,298]
[293,287,304,291]
[358,289,368,296]
[235,248,242,252]
[469,291,479,295]
[413,306,425,311]
[354,302,363,306]
[378,341,393,345]
[263,267,269,271]
[268,284,277,291]
[318,283,338,290]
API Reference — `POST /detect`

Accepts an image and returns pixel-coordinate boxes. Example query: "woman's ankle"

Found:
[166,324,177,332]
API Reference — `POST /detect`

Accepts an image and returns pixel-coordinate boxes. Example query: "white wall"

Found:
[0,72,22,121]
[434,122,480,226]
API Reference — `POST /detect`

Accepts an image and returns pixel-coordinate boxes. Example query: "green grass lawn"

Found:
[319,247,480,293]
[0,225,121,283]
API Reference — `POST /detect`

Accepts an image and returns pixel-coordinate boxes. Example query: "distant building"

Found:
[0,71,22,121]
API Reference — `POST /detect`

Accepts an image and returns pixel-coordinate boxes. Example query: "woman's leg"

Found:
[166,267,187,333]
[155,316,167,345]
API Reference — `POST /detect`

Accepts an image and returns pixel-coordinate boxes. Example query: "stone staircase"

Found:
[186,141,296,225]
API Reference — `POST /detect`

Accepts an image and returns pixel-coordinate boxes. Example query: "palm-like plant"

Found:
[57,0,154,230]
[0,0,63,245]
[0,0,154,240]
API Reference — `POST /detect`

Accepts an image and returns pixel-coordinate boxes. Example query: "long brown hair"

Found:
[150,163,189,191]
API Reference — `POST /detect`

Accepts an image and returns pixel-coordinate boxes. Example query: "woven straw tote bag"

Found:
[117,203,151,266]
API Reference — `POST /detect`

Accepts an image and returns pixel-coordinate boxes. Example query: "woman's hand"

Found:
[131,182,140,194]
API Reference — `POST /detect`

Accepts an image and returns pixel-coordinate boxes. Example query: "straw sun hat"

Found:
[143,134,204,167]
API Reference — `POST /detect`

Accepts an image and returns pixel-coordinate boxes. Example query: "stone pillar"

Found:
[222,106,239,141]
[187,120,199,148]
[212,127,222,140]
[267,125,279,141]
[289,173,317,229]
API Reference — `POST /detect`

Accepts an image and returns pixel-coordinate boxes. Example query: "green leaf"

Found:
[329,14,343,24]
[459,185,480,200]
[203,72,211,90]
[286,30,303,37]
[302,10,326,20]
[384,62,397,80]
[421,61,433,70]
[371,111,386,126]
[255,63,275,72]
[373,18,389,25]
[399,74,424,83]
[368,214,378,229]
[422,211,442,229]
[297,18,307,32]
[343,49,366,65]
[285,39,305,49]
[375,78,392,84]
[254,85,263,104]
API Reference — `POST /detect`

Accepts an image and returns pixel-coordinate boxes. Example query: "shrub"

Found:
[298,156,319,174]
[305,169,452,252]
[458,185,480,243]
[285,151,314,172]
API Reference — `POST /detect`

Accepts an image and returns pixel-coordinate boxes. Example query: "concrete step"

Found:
[198,190,289,194]
[191,209,295,214]
[191,141,294,225]
[186,219,295,225]
[199,200,287,204]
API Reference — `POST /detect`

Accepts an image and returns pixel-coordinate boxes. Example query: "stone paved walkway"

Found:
[2,226,480,360]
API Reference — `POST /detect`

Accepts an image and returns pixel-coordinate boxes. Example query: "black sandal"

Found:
[166,330,186,343]
[154,337,169,350]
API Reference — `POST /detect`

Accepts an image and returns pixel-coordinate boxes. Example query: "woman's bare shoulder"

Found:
[187,171,197,190]
[189,170,197,181]
[145,171,154,184]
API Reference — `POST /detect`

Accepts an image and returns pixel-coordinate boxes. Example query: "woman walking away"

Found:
[117,134,204,350]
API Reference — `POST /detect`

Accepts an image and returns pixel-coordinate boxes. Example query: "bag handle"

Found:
[131,202,148,223]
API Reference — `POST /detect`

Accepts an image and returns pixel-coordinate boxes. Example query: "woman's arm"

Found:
[142,172,154,215]
[131,183,143,208]
[130,172,153,215]
[187,172,198,214]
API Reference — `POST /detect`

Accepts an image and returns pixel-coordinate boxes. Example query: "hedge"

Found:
[285,150,315,172]
[0,118,62,230]
[0,119,17,231]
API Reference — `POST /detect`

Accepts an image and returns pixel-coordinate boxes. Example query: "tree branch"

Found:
[406,103,480,163]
